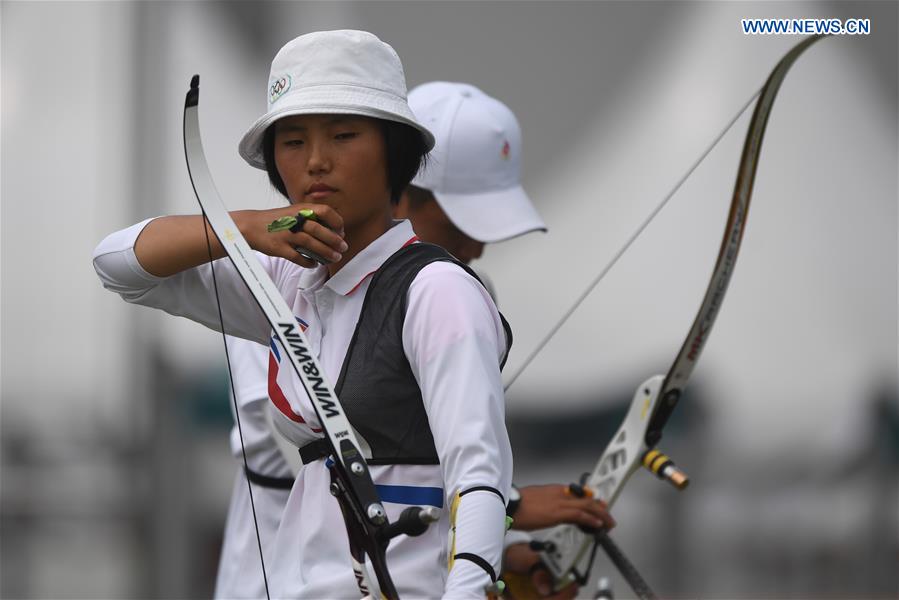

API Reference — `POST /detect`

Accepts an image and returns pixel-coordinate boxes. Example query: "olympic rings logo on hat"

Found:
[269,75,292,104]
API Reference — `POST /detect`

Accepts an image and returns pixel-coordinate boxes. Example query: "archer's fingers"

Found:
[283,232,344,266]
[298,204,345,237]
[555,506,612,531]
[564,485,616,530]
[574,503,616,530]
[578,499,616,530]
[270,243,320,268]
[581,507,615,531]
[261,232,337,268]
[289,219,348,256]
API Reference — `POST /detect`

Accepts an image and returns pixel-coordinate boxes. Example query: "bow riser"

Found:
[540,375,664,584]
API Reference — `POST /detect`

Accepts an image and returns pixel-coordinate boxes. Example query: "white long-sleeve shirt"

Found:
[94,219,512,599]
[214,336,294,599]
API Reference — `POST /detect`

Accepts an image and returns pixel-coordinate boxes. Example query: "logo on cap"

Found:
[501,140,511,160]
[269,75,292,104]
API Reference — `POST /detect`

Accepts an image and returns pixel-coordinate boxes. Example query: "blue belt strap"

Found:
[375,484,444,508]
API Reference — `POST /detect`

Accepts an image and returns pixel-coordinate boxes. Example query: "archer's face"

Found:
[273,114,391,231]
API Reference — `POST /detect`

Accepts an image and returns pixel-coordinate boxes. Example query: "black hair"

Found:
[403,184,437,210]
[262,118,428,204]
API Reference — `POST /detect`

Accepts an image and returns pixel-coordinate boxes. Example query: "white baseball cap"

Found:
[409,81,546,243]
[239,30,435,169]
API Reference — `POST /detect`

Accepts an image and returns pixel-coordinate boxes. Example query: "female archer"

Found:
[94,30,511,598]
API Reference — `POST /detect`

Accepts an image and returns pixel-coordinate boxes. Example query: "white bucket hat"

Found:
[409,81,546,243]
[239,30,435,169]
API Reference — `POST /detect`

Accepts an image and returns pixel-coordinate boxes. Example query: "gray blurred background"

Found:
[2,1,896,598]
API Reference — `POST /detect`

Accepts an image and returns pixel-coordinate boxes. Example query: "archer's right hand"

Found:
[236,204,346,268]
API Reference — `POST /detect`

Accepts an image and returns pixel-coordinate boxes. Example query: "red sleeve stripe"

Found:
[267,348,322,432]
